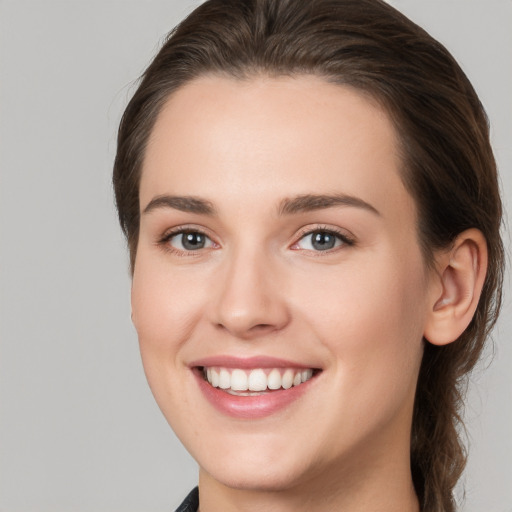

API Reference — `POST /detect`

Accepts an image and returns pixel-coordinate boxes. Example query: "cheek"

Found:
[131,253,208,358]
[295,250,426,331]
[130,254,209,422]
[290,251,427,393]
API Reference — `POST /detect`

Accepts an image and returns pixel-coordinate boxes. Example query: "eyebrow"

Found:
[143,195,217,216]
[142,192,380,217]
[277,193,380,216]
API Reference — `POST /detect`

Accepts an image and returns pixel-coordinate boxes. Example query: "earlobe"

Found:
[424,229,488,346]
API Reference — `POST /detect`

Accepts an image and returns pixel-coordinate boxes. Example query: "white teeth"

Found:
[204,366,315,393]
[267,368,282,390]
[219,368,231,389]
[248,369,267,391]
[211,368,219,388]
[230,369,248,391]
[301,369,310,382]
[281,369,294,389]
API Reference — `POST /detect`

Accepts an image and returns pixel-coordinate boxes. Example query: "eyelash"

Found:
[157,225,355,256]
[158,226,216,257]
[292,225,355,253]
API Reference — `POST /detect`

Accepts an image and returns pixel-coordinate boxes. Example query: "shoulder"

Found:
[174,487,199,512]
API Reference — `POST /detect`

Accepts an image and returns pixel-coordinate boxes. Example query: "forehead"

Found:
[141,74,414,224]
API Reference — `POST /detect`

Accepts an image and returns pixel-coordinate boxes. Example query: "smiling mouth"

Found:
[201,367,319,396]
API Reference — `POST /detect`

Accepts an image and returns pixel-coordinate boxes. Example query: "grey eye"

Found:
[296,230,344,251]
[169,231,213,251]
[310,231,337,250]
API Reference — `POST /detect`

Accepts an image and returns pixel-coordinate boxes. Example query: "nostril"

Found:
[252,323,274,331]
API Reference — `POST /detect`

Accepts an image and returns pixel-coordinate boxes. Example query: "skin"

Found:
[132,75,444,511]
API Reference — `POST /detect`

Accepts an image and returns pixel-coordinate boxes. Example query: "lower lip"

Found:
[194,369,317,419]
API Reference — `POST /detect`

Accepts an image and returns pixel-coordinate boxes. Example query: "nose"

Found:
[211,246,291,340]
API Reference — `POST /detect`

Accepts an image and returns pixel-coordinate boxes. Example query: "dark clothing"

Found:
[175,487,199,512]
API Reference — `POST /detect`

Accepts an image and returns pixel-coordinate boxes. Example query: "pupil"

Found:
[312,231,335,250]
[182,232,205,250]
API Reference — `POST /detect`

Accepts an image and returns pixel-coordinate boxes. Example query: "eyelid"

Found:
[290,225,356,252]
[156,223,355,256]
[158,225,220,255]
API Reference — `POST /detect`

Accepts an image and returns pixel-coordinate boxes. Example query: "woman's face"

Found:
[132,75,434,491]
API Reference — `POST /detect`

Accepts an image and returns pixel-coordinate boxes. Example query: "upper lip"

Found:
[189,355,319,370]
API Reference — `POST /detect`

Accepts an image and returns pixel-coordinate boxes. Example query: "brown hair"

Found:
[113,0,504,509]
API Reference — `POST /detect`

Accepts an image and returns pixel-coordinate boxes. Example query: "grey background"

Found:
[0,0,510,510]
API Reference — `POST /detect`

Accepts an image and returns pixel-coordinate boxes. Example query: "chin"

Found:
[196,441,323,493]
[204,464,311,493]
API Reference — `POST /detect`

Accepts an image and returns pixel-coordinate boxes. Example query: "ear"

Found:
[423,229,488,346]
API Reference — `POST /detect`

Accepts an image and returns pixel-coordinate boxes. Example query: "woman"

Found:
[113,0,504,510]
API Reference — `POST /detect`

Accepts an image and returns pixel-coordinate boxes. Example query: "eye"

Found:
[166,230,215,252]
[293,229,353,251]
